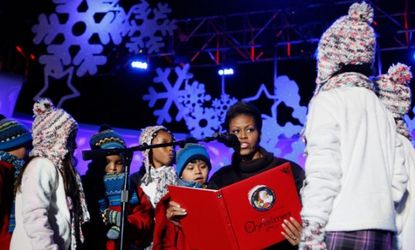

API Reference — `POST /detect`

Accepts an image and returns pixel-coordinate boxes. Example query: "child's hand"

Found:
[281,217,302,246]
[166,201,187,227]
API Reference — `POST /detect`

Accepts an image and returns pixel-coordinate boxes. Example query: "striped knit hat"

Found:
[376,63,413,138]
[316,2,376,85]
[30,98,78,169]
[90,125,126,150]
[0,117,31,151]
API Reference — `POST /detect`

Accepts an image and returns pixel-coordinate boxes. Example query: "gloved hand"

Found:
[107,226,120,240]
[102,209,121,227]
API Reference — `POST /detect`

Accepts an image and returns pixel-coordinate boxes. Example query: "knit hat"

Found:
[316,2,376,85]
[30,98,78,169]
[0,117,32,151]
[377,63,412,117]
[376,63,412,139]
[90,125,126,150]
[175,143,211,177]
[139,125,173,175]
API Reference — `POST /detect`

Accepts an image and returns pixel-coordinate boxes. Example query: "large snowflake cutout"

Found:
[179,80,211,115]
[126,1,176,54]
[212,94,238,126]
[185,106,221,138]
[143,64,193,124]
[32,0,129,78]
[144,64,236,138]
[32,0,175,107]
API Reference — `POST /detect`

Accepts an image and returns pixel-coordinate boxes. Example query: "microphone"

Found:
[210,132,240,150]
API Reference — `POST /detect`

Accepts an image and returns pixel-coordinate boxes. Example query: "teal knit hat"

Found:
[0,116,32,151]
[175,143,211,177]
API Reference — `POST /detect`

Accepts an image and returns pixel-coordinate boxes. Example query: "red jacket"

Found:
[106,186,154,250]
[152,194,189,250]
[0,160,13,250]
[82,179,154,250]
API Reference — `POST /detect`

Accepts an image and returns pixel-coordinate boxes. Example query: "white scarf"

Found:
[141,165,177,207]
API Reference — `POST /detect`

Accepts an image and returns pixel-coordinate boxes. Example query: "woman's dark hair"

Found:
[224,101,262,132]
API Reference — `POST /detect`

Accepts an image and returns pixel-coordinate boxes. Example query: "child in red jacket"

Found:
[152,143,211,250]
[0,115,31,249]
[82,126,153,250]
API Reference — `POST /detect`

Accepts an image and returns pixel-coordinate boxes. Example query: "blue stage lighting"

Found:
[218,68,234,76]
[131,60,148,70]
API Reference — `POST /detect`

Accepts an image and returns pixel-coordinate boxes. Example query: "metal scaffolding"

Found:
[157,0,414,67]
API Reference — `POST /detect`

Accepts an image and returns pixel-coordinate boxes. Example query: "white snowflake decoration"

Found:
[126,1,176,54]
[143,64,193,124]
[32,0,175,107]
[179,80,211,115]
[32,0,129,78]
[212,93,238,126]
[185,106,222,138]
[144,64,236,138]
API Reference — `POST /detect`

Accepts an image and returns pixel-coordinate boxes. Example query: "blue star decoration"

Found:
[243,83,277,103]
[33,67,80,108]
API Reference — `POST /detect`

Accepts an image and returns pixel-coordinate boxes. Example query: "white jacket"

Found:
[11,157,71,250]
[301,87,407,231]
[395,134,415,249]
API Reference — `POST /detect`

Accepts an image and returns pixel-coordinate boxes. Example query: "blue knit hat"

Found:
[90,125,126,150]
[175,143,211,177]
[0,117,32,151]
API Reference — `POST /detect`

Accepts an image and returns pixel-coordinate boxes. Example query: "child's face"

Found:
[151,130,174,168]
[181,159,209,185]
[105,155,124,174]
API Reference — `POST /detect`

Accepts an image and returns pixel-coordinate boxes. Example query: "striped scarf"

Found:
[316,72,374,95]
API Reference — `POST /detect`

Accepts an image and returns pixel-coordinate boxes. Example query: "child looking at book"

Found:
[152,143,211,250]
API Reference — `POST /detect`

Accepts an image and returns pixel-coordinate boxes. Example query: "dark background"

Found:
[1,0,414,133]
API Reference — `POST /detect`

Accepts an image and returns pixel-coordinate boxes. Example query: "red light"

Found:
[16,46,23,54]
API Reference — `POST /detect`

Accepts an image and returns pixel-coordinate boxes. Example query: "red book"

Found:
[168,162,302,250]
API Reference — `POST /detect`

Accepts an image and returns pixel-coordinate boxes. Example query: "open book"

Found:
[168,162,302,250]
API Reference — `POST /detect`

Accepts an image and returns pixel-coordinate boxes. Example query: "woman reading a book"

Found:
[169,101,305,248]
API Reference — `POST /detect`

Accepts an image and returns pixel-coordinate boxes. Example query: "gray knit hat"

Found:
[316,2,376,85]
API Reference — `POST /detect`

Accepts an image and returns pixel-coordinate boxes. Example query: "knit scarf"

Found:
[99,173,139,211]
[69,173,90,250]
[316,72,375,95]
[0,151,24,233]
[141,165,177,207]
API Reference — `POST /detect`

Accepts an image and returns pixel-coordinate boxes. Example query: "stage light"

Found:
[218,68,234,76]
[131,60,148,70]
